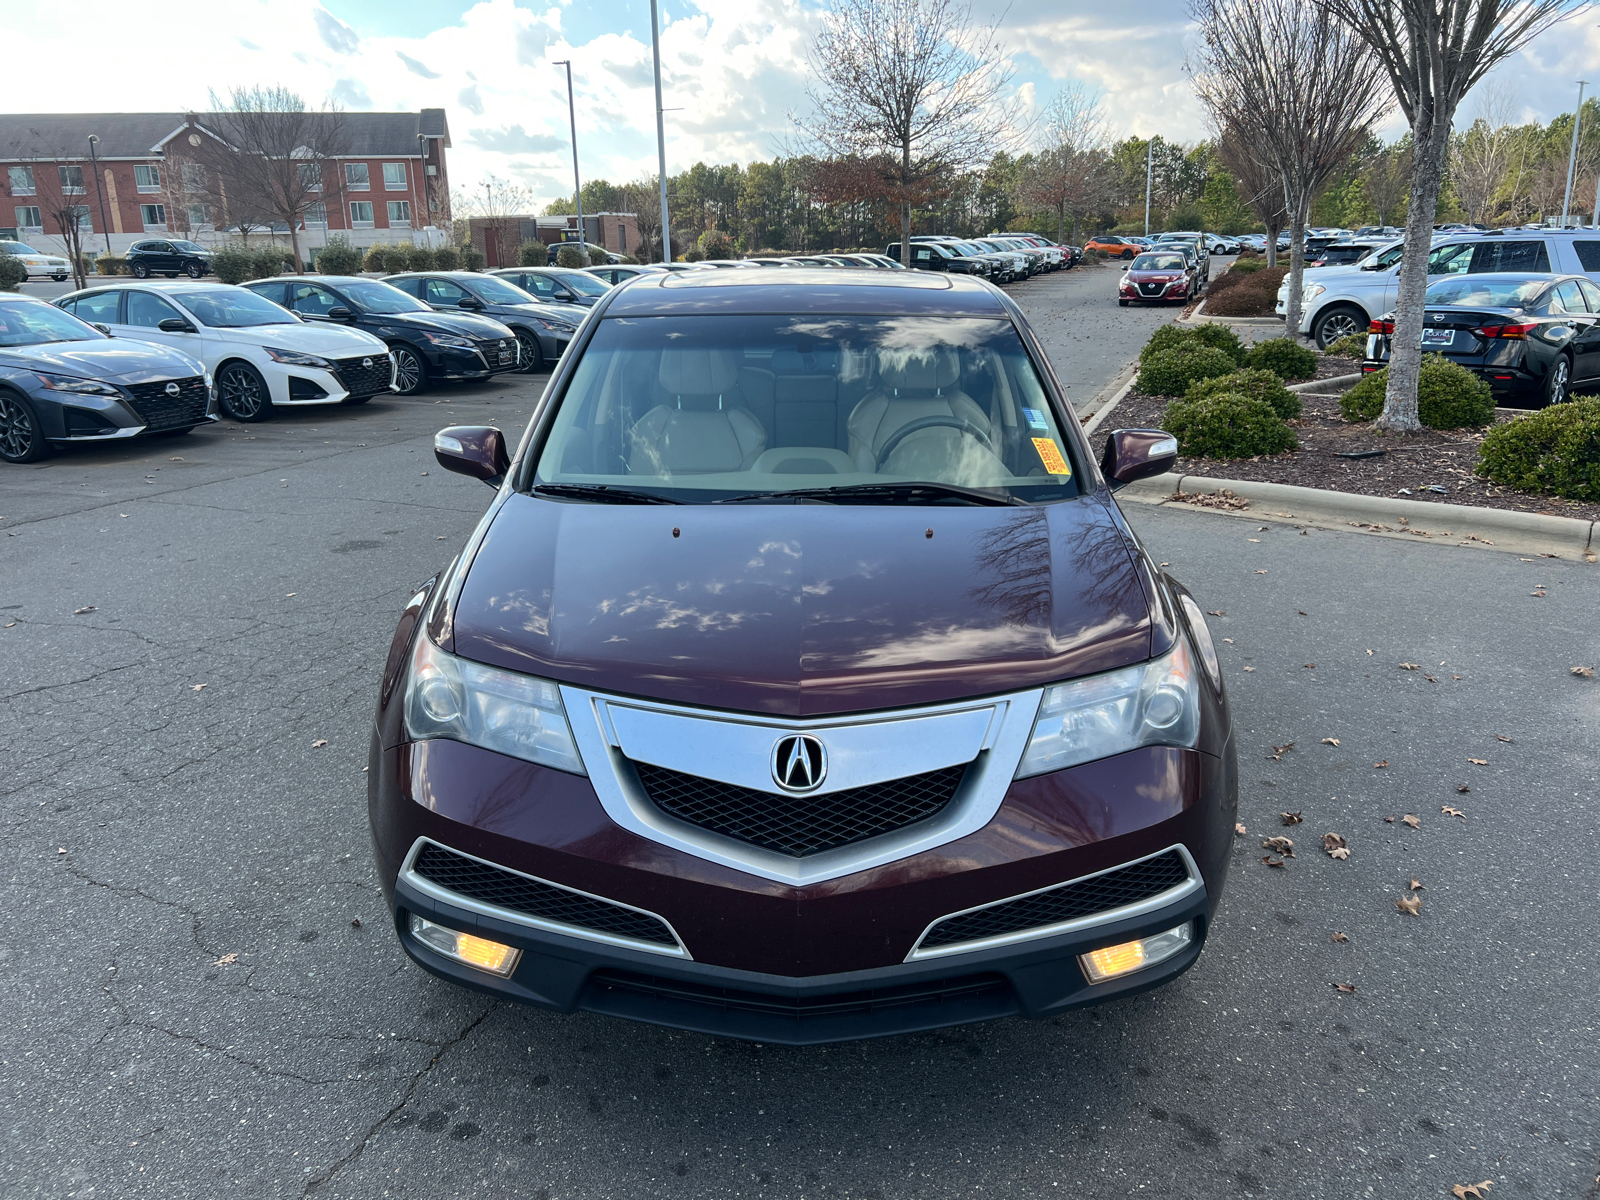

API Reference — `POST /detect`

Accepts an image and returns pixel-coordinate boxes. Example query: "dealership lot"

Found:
[2,272,1596,1197]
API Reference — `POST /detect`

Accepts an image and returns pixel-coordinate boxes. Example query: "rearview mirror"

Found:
[457,297,484,311]
[157,317,196,333]
[327,306,353,320]
[1101,428,1179,490]
[434,425,509,487]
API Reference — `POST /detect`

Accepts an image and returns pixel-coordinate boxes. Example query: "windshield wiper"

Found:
[533,482,684,505]
[715,482,1024,506]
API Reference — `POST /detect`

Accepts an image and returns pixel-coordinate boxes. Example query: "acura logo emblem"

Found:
[771,734,827,793]
[164,382,180,396]
[362,357,373,368]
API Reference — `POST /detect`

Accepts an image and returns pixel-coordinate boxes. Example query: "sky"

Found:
[5,0,1599,212]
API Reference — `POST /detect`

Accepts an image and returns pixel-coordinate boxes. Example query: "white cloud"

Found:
[313,6,360,55]
[396,51,441,79]
[458,85,485,116]
[472,124,569,154]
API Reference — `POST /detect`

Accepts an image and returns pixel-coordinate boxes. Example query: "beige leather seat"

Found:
[846,349,992,473]
[628,348,767,475]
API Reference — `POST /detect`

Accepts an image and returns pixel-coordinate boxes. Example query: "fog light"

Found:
[409,914,520,977]
[1079,922,1192,984]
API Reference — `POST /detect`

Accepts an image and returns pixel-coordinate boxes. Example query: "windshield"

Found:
[171,241,206,253]
[560,271,609,295]
[340,279,432,314]
[1425,277,1548,308]
[175,289,298,327]
[0,302,104,346]
[532,315,1080,503]
[1132,254,1186,271]
[468,275,541,305]
[2,243,40,256]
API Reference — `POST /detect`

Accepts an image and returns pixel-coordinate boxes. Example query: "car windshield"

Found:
[557,271,608,295]
[171,241,206,253]
[2,243,40,256]
[175,289,298,327]
[1425,277,1548,308]
[1132,254,1186,271]
[532,314,1080,504]
[471,275,543,305]
[340,280,432,314]
[0,302,104,345]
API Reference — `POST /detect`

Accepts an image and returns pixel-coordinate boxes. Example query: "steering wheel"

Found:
[874,415,993,470]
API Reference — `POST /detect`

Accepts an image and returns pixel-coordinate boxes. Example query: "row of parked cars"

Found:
[1116,233,1225,307]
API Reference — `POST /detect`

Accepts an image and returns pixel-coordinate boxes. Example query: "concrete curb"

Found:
[1081,364,1140,435]
[1118,472,1597,558]
[1288,372,1363,392]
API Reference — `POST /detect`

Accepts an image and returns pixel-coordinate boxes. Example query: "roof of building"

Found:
[0,109,450,160]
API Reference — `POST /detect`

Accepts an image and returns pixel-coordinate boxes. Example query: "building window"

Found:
[187,204,210,229]
[349,201,374,228]
[344,163,370,190]
[59,164,86,194]
[383,162,407,190]
[298,162,322,192]
[303,202,327,227]
[386,200,412,226]
[181,163,207,191]
[14,206,42,231]
[135,164,161,192]
[9,166,35,195]
[64,205,92,233]
[140,203,167,231]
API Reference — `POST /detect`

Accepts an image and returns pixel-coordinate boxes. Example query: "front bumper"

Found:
[424,339,522,381]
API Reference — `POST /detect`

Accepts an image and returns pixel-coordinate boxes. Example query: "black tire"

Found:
[1545,355,1572,406]
[1118,299,1130,307]
[391,344,428,395]
[51,274,68,282]
[515,330,543,374]
[130,261,150,279]
[1312,304,1367,350]
[216,361,272,422]
[0,390,51,463]
[1121,249,1135,259]
[184,261,205,279]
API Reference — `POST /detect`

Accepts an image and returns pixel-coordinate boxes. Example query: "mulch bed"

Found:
[1107,367,1600,525]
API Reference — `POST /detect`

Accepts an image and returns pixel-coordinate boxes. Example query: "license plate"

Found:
[498,350,512,364]
[1421,328,1454,347]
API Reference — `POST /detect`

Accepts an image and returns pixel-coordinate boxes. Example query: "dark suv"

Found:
[385,271,581,374]
[370,268,1237,1045]
[127,239,213,279]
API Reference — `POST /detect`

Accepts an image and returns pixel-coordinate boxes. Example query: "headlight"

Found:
[1303,284,1325,300]
[263,346,333,368]
[34,372,120,397]
[404,636,586,775]
[1015,642,1200,778]
[531,318,576,334]
[421,332,475,349]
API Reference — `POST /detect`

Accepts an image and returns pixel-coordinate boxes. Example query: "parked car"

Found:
[1118,250,1197,306]
[1364,272,1600,407]
[1308,240,1383,268]
[816,254,880,267]
[886,241,965,274]
[779,256,843,267]
[372,267,1235,1044]
[490,266,611,308]
[855,253,910,270]
[0,240,71,281]
[589,264,669,285]
[126,239,214,279]
[546,241,619,266]
[1085,236,1139,258]
[921,239,1002,282]
[0,293,215,463]
[971,239,1031,280]
[1354,225,1402,239]
[1202,234,1241,255]
[53,281,392,422]
[1157,237,1210,286]
[385,271,581,374]
[242,275,521,397]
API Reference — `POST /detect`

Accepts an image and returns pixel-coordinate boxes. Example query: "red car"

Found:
[1119,251,1195,306]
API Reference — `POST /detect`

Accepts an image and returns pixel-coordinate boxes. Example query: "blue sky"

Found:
[5,0,1598,214]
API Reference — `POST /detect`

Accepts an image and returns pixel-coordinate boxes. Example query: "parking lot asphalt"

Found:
[6,271,1594,1200]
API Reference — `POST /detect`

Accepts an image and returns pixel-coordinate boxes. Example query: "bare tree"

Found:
[795,0,1020,265]
[6,131,95,287]
[1215,123,1289,264]
[1316,0,1583,431]
[1191,0,1392,338]
[624,175,663,262]
[455,175,533,267]
[1452,85,1518,225]
[1362,142,1412,226]
[195,87,350,272]
[1016,85,1112,243]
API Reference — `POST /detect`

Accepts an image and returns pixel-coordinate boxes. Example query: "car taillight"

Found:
[1472,322,1537,339]
[1369,319,1394,334]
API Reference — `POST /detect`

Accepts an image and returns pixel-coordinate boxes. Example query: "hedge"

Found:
[458,245,485,271]
[1340,356,1495,429]
[1477,396,1600,501]
[1323,332,1368,359]
[1185,367,1301,420]
[1137,344,1238,396]
[211,244,292,285]
[1243,337,1318,381]
[314,236,363,276]
[0,257,25,290]
[1164,392,1298,458]
[94,256,127,276]
[519,239,546,266]
[555,244,588,269]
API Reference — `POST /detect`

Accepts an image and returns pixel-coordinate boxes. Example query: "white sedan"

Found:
[53,281,395,421]
[1,240,72,281]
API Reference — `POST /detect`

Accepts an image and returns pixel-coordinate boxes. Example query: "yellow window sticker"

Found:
[1032,437,1071,476]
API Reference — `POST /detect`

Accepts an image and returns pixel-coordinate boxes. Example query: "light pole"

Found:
[1562,80,1588,227]
[1144,137,1156,236]
[86,134,111,255]
[650,0,672,263]
[553,60,584,253]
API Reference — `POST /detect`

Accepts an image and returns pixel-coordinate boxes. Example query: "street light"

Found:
[86,134,112,255]
[552,60,585,254]
[1144,137,1158,237]
[649,0,672,263]
[1562,80,1588,227]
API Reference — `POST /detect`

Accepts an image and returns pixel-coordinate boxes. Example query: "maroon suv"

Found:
[369,269,1237,1044]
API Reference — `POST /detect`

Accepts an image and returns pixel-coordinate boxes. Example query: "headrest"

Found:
[659,348,740,394]
[877,348,960,392]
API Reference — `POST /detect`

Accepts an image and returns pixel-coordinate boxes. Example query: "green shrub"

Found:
[432,245,460,271]
[519,239,546,266]
[588,246,608,266]
[210,245,255,285]
[458,244,485,271]
[555,243,587,269]
[0,256,26,290]
[94,255,127,276]
[1185,322,1247,364]
[1228,256,1268,275]
[1138,323,1244,367]
[1138,344,1238,396]
[1339,356,1495,429]
[1185,367,1301,420]
[408,247,435,272]
[1164,392,1299,459]
[681,247,705,262]
[1476,396,1600,501]
[698,230,734,260]
[253,246,293,279]
[1323,332,1368,359]
[362,244,393,274]
[1243,336,1318,381]
[1139,323,1194,364]
[314,236,363,276]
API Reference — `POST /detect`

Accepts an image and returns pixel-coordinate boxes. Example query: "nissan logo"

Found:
[361,357,373,368]
[164,382,180,396]
[771,734,827,793]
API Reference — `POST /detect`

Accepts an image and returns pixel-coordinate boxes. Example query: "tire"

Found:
[0,390,51,463]
[51,274,68,282]
[1545,355,1572,406]
[130,261,150,278]
[1121,249,1135,259]
[216,361,272,422]
[1312,304,1367,350]
[390,344,428,395]
[1118,299,1130,307]
[184,262,204,279]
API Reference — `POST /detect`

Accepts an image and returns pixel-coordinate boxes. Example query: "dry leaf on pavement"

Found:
[1281,811,1304,825]
[1268,742,1295,760]
[1322,833,1348,860]
[213,953,238,966]
[1409,878,1425,890]
[1573,666,1596,678]
[1261,855,1285,868]
[1261,837,1295,857]
[1467,758,1488,765]
[1255,569,1268,575]
[1396,893,1423,916]
[312,739,329,748]
[1456,784,1470,793]
[1442,806,1466,820]
[1494,734,1513,743]
[1331,932,1349,943]
[1303,662,1316,669]
[1208,609,1225,616]
[1243,666,1256,672]
[1384,815,1396,823]
[1327,846,1350,860]
[73,606,95,615]
[1321,738,1340,746]
[1332,982,1357,994]
[1401,813,1421,829]
[1451,1183,1494,1199]
[1399,662,1420,670]
[190,684,206,692]
[1234,822,1247,835]
[1374,760,1389,769]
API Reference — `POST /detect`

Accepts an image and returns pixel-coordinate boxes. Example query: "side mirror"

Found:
[457,297,484,311]
[157,317,196,333]
[1101,428,1179,490]
[434,425,509,487]
[93,323,112,336]
[327,306,353,320]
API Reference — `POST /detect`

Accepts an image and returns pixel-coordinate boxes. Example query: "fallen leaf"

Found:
[285,592,297,598]
[1327,846,1350,860]
[1374,760,1389,769]
[1424,674,1438,683]
[1494,734,1513,743]
[1254,569,1268,574]
[1365,649,1374,656]
[1396,893,1423,916]
[1222,637,1234,644]
[1281,811,1303,825]
[1409,878,1426,890]
[1456,784,1470,793]
[350,918,362,929]
[1442,805,1466,820]
[1261,855,1285,868]
[1572,666,1596,678]
[1451,1182,1494,1199]
[1332,981,1357,994]
[1208,610,1226,616]
[1303,663,1316,669]
[1243,666,1255,672]
[1331,932,1349,943]
[1261,836,1295,856]
[1399,662,1420,670]
[57,847,66,855]
[1248,538,1260,542]
[1452,674,1462,680]
[1234,822,1247,835]
[213,953,238,966]
[73,606,95,615]
[1531,589,1547,597]
[190,683,206,692]
[1401,813,1420,829]
[1321,738,1340,746]
[1467,758,1487,766]
[1268,742,1295,760]
[312,738,329,748]
[1384,815,1396,823]
[1297,610,1308,616]
[1322,832,1348,854]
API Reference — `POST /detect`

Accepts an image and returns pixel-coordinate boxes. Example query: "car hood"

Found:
[373,310,514,339]
[0,338,203,381]
[449,493,1155,718]
[208,322,388,354]
[1128,271,1184,281]
[488,301,580,323]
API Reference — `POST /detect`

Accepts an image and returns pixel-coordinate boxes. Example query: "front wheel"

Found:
[0,390,51,463]
[1118,299,1130,307]
[216,362,272,422]
[515,331,543,374]
[1312,304,1367,350]
[1121,249,1135,259]
[185,262,205,279]
[391,344,428,395]
[51,274,68,282]
[1545,355,1571,406]
[130,262,150,278]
